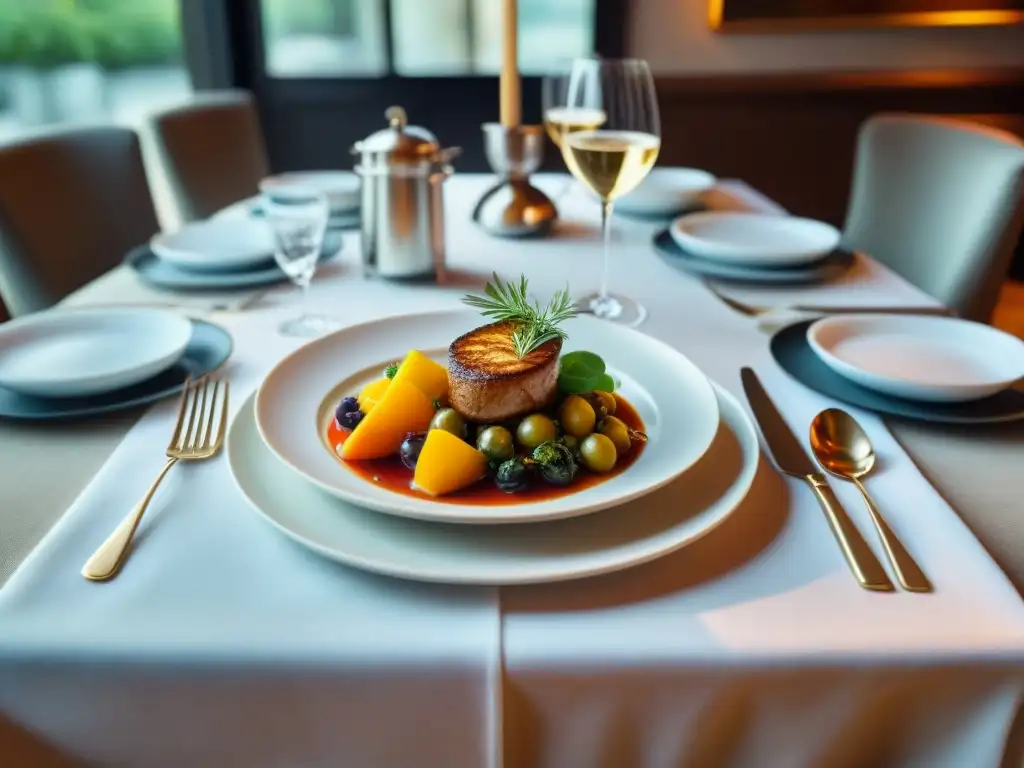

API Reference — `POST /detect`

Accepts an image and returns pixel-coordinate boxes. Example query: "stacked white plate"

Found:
[617,167,716,218]
[228,310,764,585]
[259,171,360,215]
[0,308,193,398]
[807,314,1024,404]
[670,212,842,268]
[151,219,276,274]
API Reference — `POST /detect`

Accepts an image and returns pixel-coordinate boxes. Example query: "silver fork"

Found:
[701,280,953,318]
[81,376,230,582]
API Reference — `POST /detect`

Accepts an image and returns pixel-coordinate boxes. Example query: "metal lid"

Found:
[354,106,440,164]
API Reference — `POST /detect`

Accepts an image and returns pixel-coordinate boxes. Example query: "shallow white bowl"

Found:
[670,212,841,267]
[151,219,275,273]
[254,310,721,525]
[0,308,193,398]
[617,167,716,217]
[232,382,757,584]
[259,171,360,213]
[807,314,1024,403]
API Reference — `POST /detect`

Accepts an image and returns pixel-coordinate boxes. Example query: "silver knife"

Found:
[740,368,894,592]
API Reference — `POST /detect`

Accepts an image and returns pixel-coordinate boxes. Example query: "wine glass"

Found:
[262,187,341,337]
[541,72,608,201]
[560,58,661,326]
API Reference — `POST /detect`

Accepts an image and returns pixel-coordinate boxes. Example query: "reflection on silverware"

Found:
[740,367,894,592]
[810,408,932,592]
[81,376,230,582]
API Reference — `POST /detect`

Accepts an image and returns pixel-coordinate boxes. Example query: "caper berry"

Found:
[580,433,617,473]
[477,426,515,464]
[516,413,556,450]
[531,441,578,486]
[430,407,467,439]
[599,415,632,455]
[587,390,616,417]
[558,394,596,438]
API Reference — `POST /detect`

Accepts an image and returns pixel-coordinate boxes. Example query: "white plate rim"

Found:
[617,167,717,215]
[231,382,758,585]
[807,314,1024,403]
[670,211,841,267]
[253,309,722,525]
[151,219,275,272]
[259,170,360,210]
[0,307,193,396]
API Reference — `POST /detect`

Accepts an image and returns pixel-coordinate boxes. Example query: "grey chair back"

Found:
[843,113,1024,322]
[0,126,160,317]
[147,90,270,222]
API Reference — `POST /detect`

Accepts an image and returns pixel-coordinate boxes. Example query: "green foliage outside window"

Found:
[0,0,181,71]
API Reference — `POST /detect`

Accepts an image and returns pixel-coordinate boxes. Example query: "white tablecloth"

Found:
[2,175,1023,767]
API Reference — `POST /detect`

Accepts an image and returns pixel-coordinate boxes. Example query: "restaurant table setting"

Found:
[2,161,1024,766]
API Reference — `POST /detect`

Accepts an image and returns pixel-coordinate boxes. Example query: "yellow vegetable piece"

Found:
[413,429,488,496]
[341,380,435,460]
[357,377,391,413]
[390,350,449,403]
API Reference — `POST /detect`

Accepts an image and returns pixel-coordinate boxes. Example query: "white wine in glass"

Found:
[560,58,661,326]
[542,106,608,149]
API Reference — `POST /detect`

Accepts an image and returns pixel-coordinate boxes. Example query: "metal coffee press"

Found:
[472,123,557,238]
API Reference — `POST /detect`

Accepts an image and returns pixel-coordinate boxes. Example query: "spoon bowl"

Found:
[809,408,932,592]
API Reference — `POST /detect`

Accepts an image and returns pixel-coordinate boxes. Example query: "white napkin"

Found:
[0,308,499,768]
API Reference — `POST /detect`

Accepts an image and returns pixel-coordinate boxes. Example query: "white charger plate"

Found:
[670,212,841,267]
[0,308,192,398]
[259,171,360,213]
[151,219,275,273]
[231,382,757,584]
[617,167,716,218]
[807,315,1024,403]
[254,310,721,525]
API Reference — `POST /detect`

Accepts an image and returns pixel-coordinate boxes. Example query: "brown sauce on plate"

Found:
[325,394,647,506]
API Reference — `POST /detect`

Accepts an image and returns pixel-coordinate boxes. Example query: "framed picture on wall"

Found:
[709,0,1024,31]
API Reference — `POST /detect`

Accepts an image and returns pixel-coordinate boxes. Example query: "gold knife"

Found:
[740,368,894,592]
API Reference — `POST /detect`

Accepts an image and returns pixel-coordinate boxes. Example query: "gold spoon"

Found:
[810,409,933,593]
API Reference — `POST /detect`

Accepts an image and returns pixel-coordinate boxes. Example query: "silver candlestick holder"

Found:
[472,123,557,238]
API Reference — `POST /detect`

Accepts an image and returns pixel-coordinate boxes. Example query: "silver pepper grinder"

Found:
[352,106,460,280]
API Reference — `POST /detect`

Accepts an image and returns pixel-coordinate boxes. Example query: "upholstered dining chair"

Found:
[0,126,160,317]
[147,90,270,222]
[843,113,1024,322]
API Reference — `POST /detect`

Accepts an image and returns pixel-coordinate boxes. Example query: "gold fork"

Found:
[81,376,230,582]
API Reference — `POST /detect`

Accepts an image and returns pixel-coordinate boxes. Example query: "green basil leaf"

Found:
[557,372,595,394]
[593,373,616,393]
[559,351,605,379]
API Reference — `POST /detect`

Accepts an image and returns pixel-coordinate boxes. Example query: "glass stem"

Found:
[599,198,614,301]
[298,278,311,319]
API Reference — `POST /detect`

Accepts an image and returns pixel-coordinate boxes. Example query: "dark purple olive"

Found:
[399,432,427,469]
[335,396,359,423]
[337,410,363,432]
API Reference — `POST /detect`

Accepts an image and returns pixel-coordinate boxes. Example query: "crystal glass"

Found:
[262,188,341,337]
[559,58,661,326]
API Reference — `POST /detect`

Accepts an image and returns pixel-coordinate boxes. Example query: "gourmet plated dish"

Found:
[324,275,647,502]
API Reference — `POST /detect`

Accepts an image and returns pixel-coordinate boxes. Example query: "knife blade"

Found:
[740,368,894,592]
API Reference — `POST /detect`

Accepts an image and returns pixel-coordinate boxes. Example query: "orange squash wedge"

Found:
[390,350,449,403]
[357,376,391,413]
[413,429,488,496]
[341,380,435,460]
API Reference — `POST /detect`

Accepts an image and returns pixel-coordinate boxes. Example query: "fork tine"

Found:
[200,380,221,450]
[190,378,211,451]
[167,376,194,452]
[180,377,205,450]
[213,381,230,450]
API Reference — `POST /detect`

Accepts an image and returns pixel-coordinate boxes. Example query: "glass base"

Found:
[278,313,343,338]
[576,293,647,327]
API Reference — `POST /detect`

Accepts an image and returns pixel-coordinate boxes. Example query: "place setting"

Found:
[218,169,363,231]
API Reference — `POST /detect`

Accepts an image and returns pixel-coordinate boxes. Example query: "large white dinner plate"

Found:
[259,171,360,213]
[151,219,275,273]
[232,382,756,584]
[807,315,1024,403]
[670,212,841,267]
[254,310,721,525]
[617,167,716,218]
[0,308,192,398]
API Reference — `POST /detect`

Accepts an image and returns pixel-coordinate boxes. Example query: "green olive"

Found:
[592,390,617,416]
[580,433,617,473]
[430,407,467,439]
[477,426,515,463]
[599,415,632,455]
[558,394,596,438]
[561,434,579,453]
[516,413,556,450]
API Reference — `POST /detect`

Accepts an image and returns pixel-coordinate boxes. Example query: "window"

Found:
[259,0,597,79]
[0,0,190,140]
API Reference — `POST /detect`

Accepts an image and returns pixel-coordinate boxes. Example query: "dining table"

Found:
[2,173,1023,768]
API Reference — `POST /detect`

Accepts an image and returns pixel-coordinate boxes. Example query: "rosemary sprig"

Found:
[462,273,577,357]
